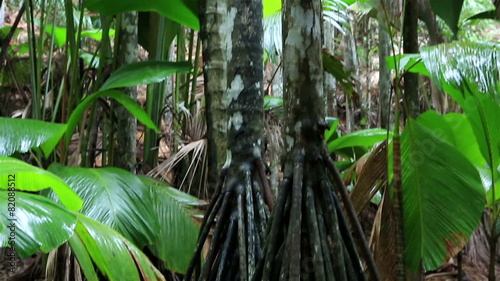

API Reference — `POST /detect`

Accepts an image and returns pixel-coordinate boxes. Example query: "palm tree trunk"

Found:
[185,0,271,279]
[199,0,230,188]
[255,0,381,280]
[113,12,138,171]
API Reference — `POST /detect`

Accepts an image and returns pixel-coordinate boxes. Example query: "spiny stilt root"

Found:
[253,145,381,281]
[184,159,271,281]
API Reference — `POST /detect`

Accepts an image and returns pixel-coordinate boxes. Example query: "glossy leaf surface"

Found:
[71,214,165,281]
[101,61,192,91]
[48,164,159,248]
[84,0,199,30]
[65,90,159,144]
[0,191,76,258]
[328,128,390,153]
[140,176,200,273]
[0,117,66,157]
[0,156,82,210]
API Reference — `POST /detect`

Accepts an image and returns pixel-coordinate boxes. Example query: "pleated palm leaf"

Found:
[418,41,499,277]
[360,41,495,279]
[0,116,201,279]
[0,157,166,281]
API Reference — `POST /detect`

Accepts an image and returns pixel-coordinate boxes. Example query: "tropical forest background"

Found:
[0,0,499,280]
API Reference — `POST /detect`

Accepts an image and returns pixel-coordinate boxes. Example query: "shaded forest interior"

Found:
[0,0,499,281]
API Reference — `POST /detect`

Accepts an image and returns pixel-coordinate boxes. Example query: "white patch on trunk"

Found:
[284,6,314,59]
[224,74,244,107]
[221,8,237,62]
[229,111,243,130]
[294,121,302,134]
[222,150,232,169]
[252,145,261,158]
[286,135,294,152]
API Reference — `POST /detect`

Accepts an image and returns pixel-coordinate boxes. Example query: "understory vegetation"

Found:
[0,0,499,281]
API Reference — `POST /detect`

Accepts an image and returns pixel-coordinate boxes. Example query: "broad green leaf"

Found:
[0,117,66,157]
[462,91,500,180]
[323,50,355,94]
[81,29,116,41]
[45,26,116,48]
[81,52,99,68]
[264,96,283,111]
[429,0,464,37]
[402,119,485,271]
[0,26,22,40]
[84,0,199,30]
[71,214,164,281]
[65,89,159,144]
[460,0,494,22]
[328,128,391,153]
[44,25,67,48]
[386,54,430,76]
[324,117,340,144]
[0,191,76,258]
[263,0,281,17]
[0,156,82,211]
[139,176,200,273]
[68,233,99,281]
[461,89,500,204]
[416,111,495,201]
[466,10,496,21]
[48,164,159,248]
[139,176,203,207]
[416,111,485,167]
[101,61,192,91]
[420,42,500,105]
[442,113,486,168]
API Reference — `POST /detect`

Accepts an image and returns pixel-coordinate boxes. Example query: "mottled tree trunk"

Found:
[403,0,419,119]
[323,22,337,118]
[199,0,230,188]
[255,0,380,280]
[113,12,138,172]
[185,0,271,280]
[341,21,359,133]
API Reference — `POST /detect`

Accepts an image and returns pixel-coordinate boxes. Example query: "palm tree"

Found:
[113,12,139,171]
[254,0,380,280]
[184,0,271,279]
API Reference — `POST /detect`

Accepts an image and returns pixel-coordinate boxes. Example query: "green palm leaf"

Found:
[100,61,192,91]
[47,163,159,248]
[84,0,199,30]
[0,156,82,210]
[65,90,159,145]
[420,42,500,203]
[0,191,76,258]
[70,214,165,281]
[420,41,500,105]
[139,176,201,273]
[0,117,66,157]
[402,118,485,271]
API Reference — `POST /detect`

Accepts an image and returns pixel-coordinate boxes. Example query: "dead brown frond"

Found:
[148,111,208,197]
[350,140,388,214]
